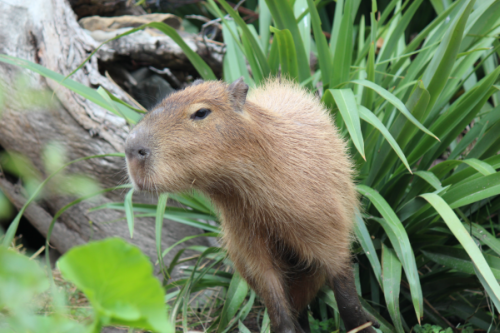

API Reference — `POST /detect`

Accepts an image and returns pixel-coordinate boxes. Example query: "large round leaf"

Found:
[57,238,172,333]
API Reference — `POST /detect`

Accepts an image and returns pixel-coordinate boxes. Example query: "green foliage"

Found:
[0,246,49,312]
[2,0,500,331]
[413,323,455,333]
[58,238,172,333]
[0,239,172,333]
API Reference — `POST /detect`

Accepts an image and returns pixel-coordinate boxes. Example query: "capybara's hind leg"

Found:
[297,310,310,333]
[288,270,325,333]
[329,266,379,333]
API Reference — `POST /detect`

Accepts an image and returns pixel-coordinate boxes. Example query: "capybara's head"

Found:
[125,78,250,193]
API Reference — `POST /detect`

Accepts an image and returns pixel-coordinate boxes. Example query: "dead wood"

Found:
[0,0,219,266]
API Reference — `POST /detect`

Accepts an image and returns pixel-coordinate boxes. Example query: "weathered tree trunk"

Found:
[0,0,220,265]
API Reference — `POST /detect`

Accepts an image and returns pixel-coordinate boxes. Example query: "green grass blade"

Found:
[263,0,310,84]
[382,244,404,333]
[44,184,130,281]
[217,272,249,333]
[1,153,124,247]
[460,158,496,176]
[331,0,353,87]
[361,42,375,109]
[101,87,146,114]
[420,192,500,312]
[376,0,423,80]
[217,0,270,79]
[326,89,365,159]
[160,232,218,264]
[261,309,271,333]
[270,27,299,82]
[294,0,310,65]
[222,20,252,85]
[354,212,382,287]
[468,223,500,257]
[238,321,252,333]
[138,22,217,81]
[0,55,142,123]
[359,297,396,333]
[357,185,423,322]
[306,0,332,86]
[413,171,442,191]
[358,105,411,173]
[96,86,136,125]
[351,79,438,141]
[156,193,169,278]
[444,172,500,209]
[421,0,475,117]
[124,188,135,238]
[422,246,500,279]
[329,0,343,56]
[259,0,272,53]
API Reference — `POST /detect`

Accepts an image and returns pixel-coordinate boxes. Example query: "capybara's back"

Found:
[125,77,379,333]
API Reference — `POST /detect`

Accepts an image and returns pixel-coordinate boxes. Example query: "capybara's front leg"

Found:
[227,235,299,333]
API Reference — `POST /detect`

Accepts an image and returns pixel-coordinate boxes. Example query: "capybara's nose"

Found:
[125,144,150,161]
[125,129,151,162]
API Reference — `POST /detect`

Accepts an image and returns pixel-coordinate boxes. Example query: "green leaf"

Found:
[0,246,49,312]
[444,172,500,209]
[217,272,249,333]
[382,244,404,333]
[331,0,353,87]
[222,20,252,85]
[156,193,169,277]
[261,309,271,333]
[57,238,173,332]
[138,22,217,81]
[420,193,500,312]
[263,0,311,84]
[357,185,423,322]
[96,86,138,125]
[460,158,496,176]
[361,42,376,109]
[414,171,442,191]
[238,321,252,333]
[351,80,438,141]
[269,27,299,82]
[2,153,124,247]
[358,105,411,172]
[0,55,142,124]
[326,89,364,159]
[259,0,272,53]
[354,212,382,287]
[421,0,475,116]
[216,0,270,79]
[306,0,332,86]
[421,246,500,279]
[376,0,423,80]
[102,204,219,233]
[124,188,135,238]
[467,223,500,257]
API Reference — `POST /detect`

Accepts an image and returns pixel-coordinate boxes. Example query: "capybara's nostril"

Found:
[125,145,150,161]
[137,147,150,157]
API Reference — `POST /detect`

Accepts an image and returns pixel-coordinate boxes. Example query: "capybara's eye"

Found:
[191,108,211,120]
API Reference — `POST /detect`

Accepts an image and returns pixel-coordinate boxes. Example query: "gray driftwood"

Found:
[0,0,219,266]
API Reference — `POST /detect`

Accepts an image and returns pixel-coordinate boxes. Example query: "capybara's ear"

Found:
[191,79,204,86]
[227,77,249,111]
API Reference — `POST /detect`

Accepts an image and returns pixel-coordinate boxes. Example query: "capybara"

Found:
[125,78,379,333]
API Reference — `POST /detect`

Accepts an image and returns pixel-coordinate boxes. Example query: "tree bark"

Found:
[0,0,219,266]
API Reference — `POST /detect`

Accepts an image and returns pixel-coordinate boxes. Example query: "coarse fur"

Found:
[125,77,379,333]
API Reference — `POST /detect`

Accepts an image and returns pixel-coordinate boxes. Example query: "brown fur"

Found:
[125,78,379,333]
